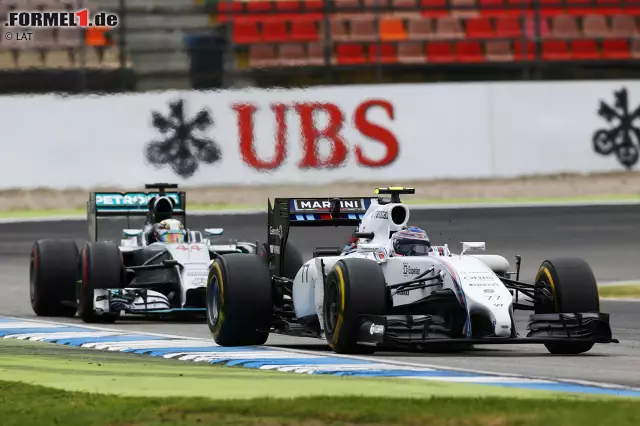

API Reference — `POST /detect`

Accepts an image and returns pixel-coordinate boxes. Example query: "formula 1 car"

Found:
[205,187,616,355]
[29,183,260,323]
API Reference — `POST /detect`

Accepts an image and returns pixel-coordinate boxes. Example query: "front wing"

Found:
[354,312,617,347]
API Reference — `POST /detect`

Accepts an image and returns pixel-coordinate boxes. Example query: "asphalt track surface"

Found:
[2,204,640,387]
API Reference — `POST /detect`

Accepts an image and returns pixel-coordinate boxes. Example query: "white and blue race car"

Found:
[206,187,616,355]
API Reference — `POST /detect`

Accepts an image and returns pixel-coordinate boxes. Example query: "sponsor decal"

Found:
[461,272,495,281]
[483,288,495,293]
[270,244,281,254]
[235,100,399,170]
[593,87,640,170]
[192,278,206,287]
[293,198,364,212]
[374,210,388,219]
[187,271,208,277]
[369,324,385,335]
[96,192,180,208]
[176,245,188,251]
[146,99,221,178]
[467,282,500,287]
[373,248,387,262]
[396,290,410,296]
[269,225,283,238]
[402,263,420,276]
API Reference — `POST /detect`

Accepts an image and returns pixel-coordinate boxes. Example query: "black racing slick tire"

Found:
[30,239,78,317]
[76,242,125,324]
[258,241,304,280]
[323,258,387,354]
[534,258,600,355]
[207,253,272,346]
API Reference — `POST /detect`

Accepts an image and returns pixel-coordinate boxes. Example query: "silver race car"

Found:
[30,183,259,323]
[206,187,616,355]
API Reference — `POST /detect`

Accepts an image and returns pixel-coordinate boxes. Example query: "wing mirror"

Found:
[205,228,224,236]
[461,242,486,255]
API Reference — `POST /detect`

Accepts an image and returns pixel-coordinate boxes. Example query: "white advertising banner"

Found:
[1,80,638,189]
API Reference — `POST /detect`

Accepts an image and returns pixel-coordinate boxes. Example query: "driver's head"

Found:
[391,226,431,256]
[154,219,186,244]
[153,196,174,222]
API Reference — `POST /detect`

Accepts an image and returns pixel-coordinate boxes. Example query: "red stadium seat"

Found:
[466,17,496,38]
[455,40,484,62]
[538,0,563,16]
[571,39,600,60]
[566,0,593,15]
[542,40,571,60]
[478,0,510,16]
[596,0,622,15]
[217,0,243,22]
[420,0,449,17]
[495,17,522,37]
[262,21,289,42]
[291,20,319,41]
[514,40,535,60]
[368,43,398,63]
[233,21,261,43]
[602,39,630,59]
[426,41,454,62]
[335,43,366,64]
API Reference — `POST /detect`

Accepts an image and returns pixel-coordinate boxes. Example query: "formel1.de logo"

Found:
[4,9,118,29]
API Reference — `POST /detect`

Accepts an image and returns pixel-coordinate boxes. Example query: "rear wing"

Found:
[267,196,375,277]
[87,190,187,242]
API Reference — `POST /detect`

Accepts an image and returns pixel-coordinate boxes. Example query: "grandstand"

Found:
[0,0,638,92]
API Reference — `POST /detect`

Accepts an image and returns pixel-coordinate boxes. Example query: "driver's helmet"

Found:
[154,219,186,244]
[391,226,431,256]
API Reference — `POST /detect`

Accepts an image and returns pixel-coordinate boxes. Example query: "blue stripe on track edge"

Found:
[1,317,639,398]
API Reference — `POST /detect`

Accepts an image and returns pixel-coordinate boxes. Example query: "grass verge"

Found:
[1,339,639,425]
[0,338,566,400]
[1,194,639,219]
[599,284,640,299]
[2,380,640,426]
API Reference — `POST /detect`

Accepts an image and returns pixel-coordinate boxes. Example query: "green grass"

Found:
[2,380,640,426]
[1,339,639,425]
[599,284,640,299]
[0,339,565,400]
[2,193,640,219]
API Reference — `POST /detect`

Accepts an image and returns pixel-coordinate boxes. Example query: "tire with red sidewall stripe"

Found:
[77,242,125,323]
[323,258,387,354]
[30,239,78,317]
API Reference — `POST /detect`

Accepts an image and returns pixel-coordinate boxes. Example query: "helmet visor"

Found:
[158,230,185,244]
[393,239,431,256]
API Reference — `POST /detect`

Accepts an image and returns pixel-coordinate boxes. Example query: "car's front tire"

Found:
[207,253,272,346]
[323,258,387,354]
[534,257,600,355]
[77,242,125,323]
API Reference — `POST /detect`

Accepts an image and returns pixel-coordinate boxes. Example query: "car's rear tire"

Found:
[77,242,125,324]
[30,239,78,317]
[207,253,272,346]
[323,258,387,354]
[258,242,304,280]
[534,258,600,355]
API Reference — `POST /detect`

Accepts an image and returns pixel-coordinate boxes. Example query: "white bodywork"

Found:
[290,198,516,338]
[93,228,256,314]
